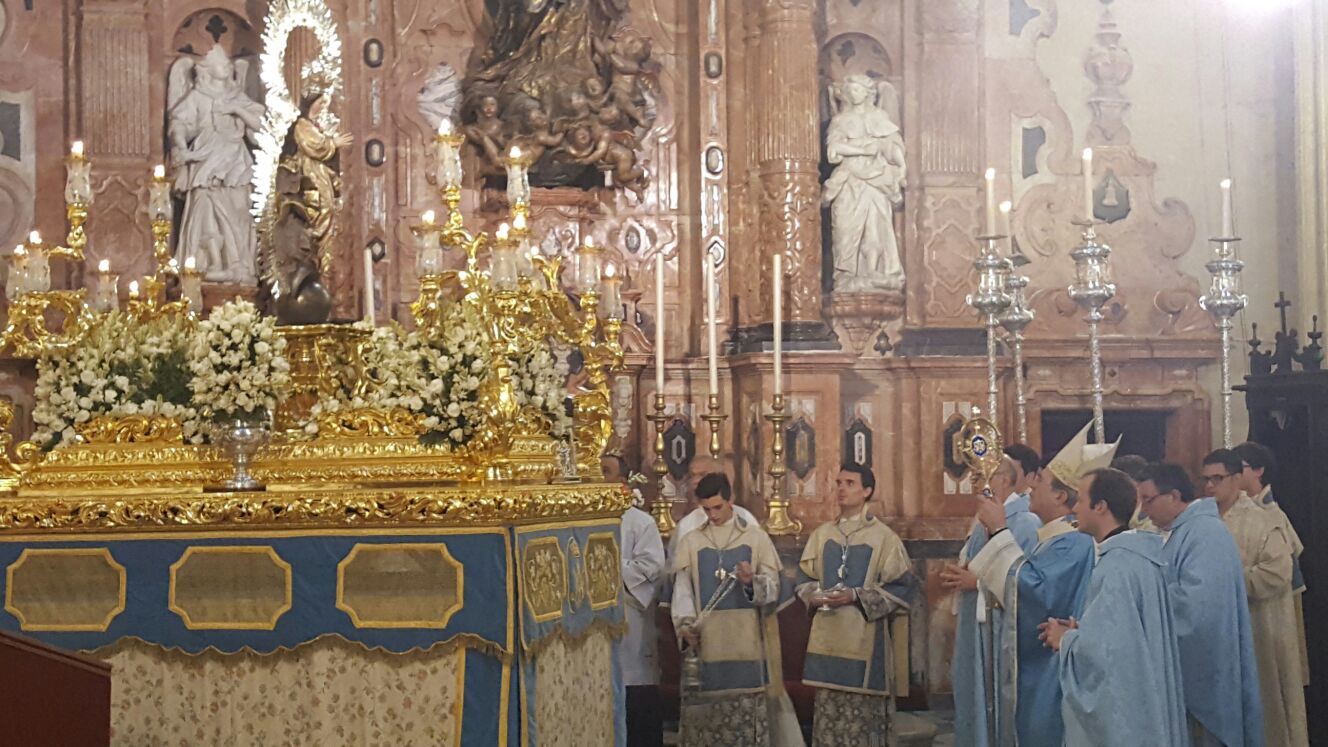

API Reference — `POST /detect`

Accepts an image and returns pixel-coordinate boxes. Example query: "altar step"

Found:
[661,709,953,745]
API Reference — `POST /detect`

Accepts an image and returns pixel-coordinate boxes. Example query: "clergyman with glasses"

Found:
[1204,448,1308,747]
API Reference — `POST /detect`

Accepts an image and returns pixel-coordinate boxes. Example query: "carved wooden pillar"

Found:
[753,0,825,336]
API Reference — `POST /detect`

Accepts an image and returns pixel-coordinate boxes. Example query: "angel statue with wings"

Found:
[823,74,907,294]
[166,45,266,284]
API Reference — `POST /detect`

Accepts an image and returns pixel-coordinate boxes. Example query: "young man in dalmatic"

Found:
[796,463,912,746]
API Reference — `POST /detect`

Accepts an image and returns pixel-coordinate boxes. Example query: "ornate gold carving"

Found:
[0,290,95,360]
[0,483,631,532]
[76,415,185,445]
[275,324,372,432]
[315,407,423,439]
[522,537,569,623]
[583,532,621,611]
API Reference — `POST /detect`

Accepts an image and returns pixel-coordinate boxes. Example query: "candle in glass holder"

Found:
[435,119,463,189]
[415,210,441,275]
[506,146,529,206]
[7,245,28,300]
[575,235,601,291]
[65,141,92,205]
[92,259,118,312]
[181,257,204,309]
[491,223,518,290]
[128,280,140,300]
[25,232,49,293]
[601,262,623,321]
[149,164,172,222]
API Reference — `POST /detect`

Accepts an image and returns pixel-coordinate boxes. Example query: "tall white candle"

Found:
[706,251,719,396]
[999,201,1013,243]
[984,168,997,235]
[363,245,375,325]
[773,253,783,395]
[655,254,665,394]
[1220,178,1234,237]
[1082,148,1095,223]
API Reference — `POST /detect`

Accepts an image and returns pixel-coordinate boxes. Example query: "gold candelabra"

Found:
[649,392,677,534]
[763,392,801,535]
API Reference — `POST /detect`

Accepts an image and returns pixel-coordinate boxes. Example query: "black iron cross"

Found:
[1275,292,1292,334]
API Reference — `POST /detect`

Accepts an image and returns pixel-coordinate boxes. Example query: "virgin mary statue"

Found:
[823,75,906,293]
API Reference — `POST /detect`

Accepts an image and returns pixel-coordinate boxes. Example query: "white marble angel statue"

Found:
[166,45,266,284]
[823,74,906,293]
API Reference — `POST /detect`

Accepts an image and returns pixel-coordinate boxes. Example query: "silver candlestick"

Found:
[1199,235,1246,448]
[968,236,1013,425]
[999,271,1035,443]
[1068,221,1115,444]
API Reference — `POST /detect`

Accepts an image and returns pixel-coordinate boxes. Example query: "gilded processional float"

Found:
[0,1,644,744]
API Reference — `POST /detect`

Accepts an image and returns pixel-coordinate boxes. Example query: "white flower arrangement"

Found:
[33,311,202,449]
[187,299,291,425]
[309,305,572,447]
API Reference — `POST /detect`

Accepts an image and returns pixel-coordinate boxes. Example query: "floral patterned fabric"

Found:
[96,636,463,746]
[679,691,769,747]
[533,631,616,746]
[811,688,892,747]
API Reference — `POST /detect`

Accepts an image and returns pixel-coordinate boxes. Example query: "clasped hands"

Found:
[1038,617,1078,651]
[808,587,856,609]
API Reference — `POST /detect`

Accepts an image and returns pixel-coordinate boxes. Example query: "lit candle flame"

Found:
[999,201,1012,215]
[985,167,996,181]
[496,222,511,241]
[184,257,196,271]
[1083,147,1094,161]
[97,259,110,273]
[27,231,41,246]
[603,262,617,279]
[512,214,527,232]
[583,235,595,249]
[153,164,166,180]
[128,280,139,297]
[509,145,523,161]
[13,245,25,258]
[438,119,453,136]
[71,141,84,158]
[422,209,437,225]
[1221,178,1232,190]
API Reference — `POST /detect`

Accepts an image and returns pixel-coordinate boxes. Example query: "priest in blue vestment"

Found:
[1044,468,1189,747]
[965,424,1108,746]
[1138,462,1262,746]
[940,450,1042,747]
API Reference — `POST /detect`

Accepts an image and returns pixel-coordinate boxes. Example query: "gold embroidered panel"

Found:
[169,546,292,630]
[4,548,125,631]
[336,543,464,629]
[522,537,568,623]
[583,532,620,611]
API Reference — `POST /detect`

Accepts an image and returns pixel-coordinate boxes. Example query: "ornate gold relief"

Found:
[315,407,424,440]
[5,548,126,631]
[76,415,184,445]
[169,546,293,630]
[522,537,568,623]
[336,543,464,629]
[583,532,621,611]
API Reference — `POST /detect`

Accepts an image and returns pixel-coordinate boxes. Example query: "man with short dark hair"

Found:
[796,463,911,745]
[1003,443,1042,497]
[1206,448,1308,746]
[671,471,798,746]
[668,456,758,561]
[1043,468,1188,746]
[1138,462,1262,746]
[965,424,1102,746]
[1234,440,1309,685]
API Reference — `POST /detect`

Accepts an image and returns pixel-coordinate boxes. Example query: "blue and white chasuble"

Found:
[1161,499,1263,746]
[952,493,1041,747]
[970,515,1094,747]
[1059,531,1189,747]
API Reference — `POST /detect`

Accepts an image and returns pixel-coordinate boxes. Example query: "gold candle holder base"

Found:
[763,392,802,536]
[649,392,676,535]
[699,392,727,460]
